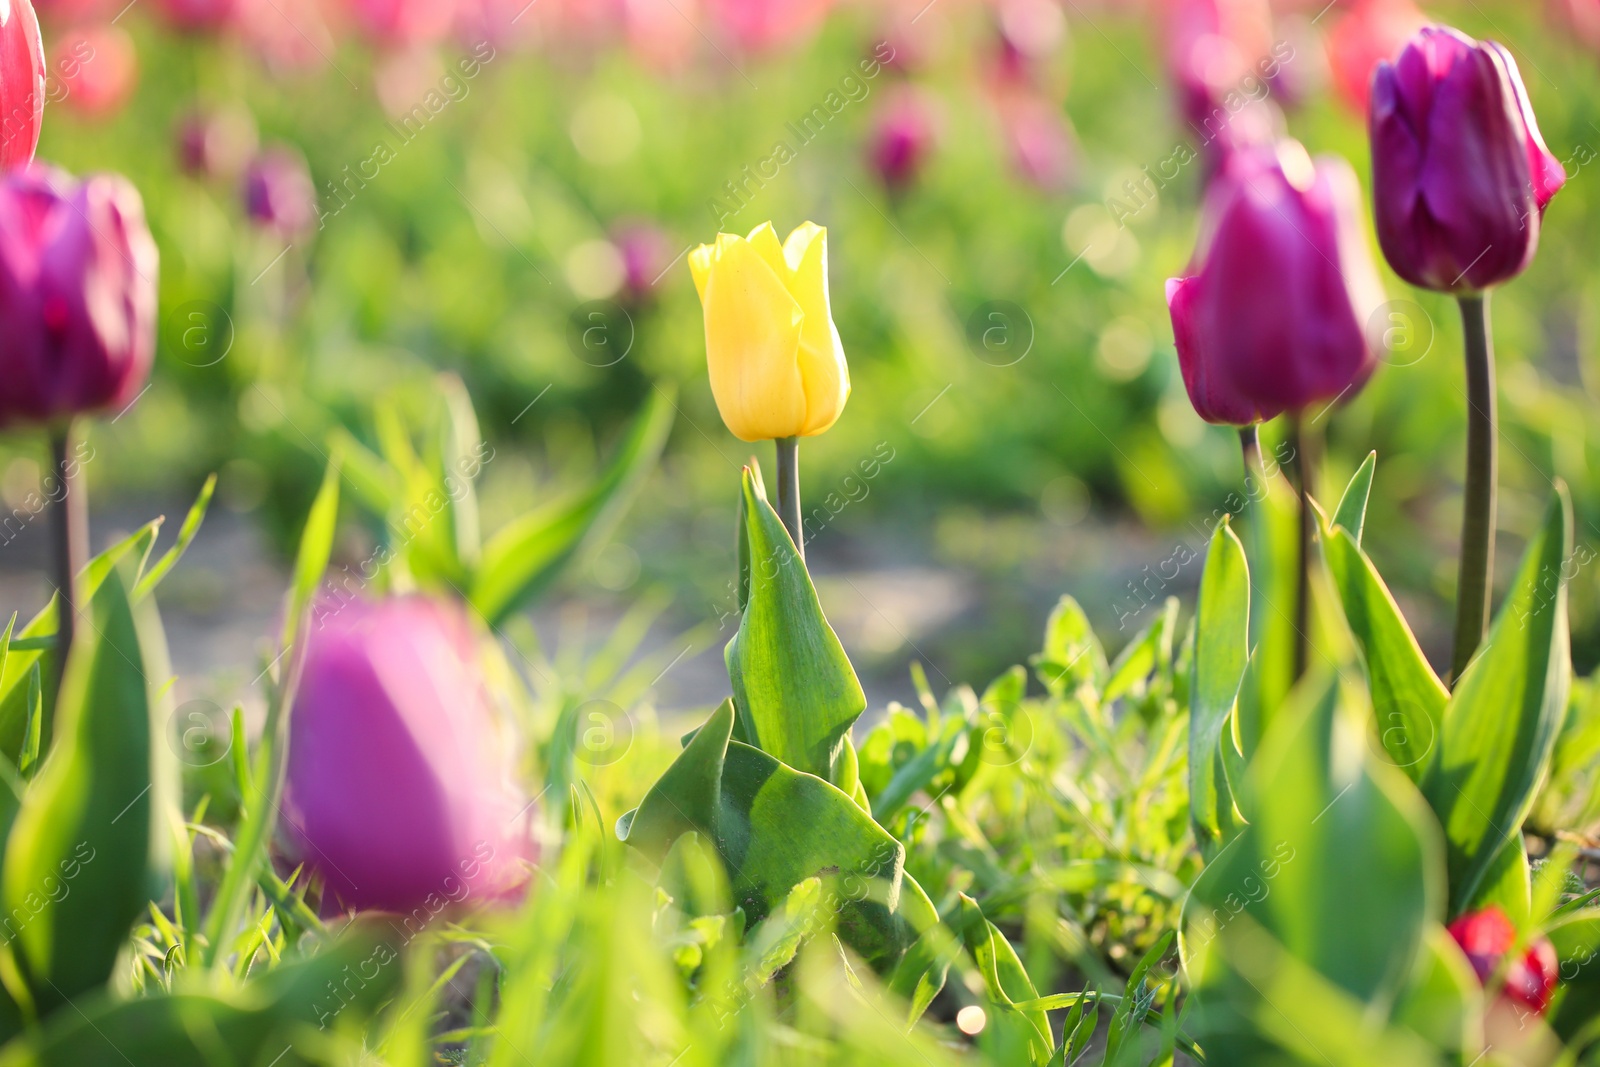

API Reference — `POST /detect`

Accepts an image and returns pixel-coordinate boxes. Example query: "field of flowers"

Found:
[0,0,1599,1064]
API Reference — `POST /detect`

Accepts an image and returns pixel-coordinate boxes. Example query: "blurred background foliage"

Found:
[9,0,1600,694]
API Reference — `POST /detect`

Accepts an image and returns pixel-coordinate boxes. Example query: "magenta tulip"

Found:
[868,87,938,191]
[0,165,157,427]
[1166,141,1384,425]
[283,596,536,914]
[1370,26,1566,293]
[0,0,45,168]
[242,145,317,238]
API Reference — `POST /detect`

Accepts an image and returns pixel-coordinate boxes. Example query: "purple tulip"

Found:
[1166,141,1385,426]
[242,146,318,238]
[1370,26,1566,293]
[0,165,158,428]
[610,220,672,303]
[283,596,536,914]
[868,87,938,191]
[176,105,258,180]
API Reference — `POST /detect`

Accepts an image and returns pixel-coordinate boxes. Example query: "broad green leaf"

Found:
[1391,925,1481,1058]
[1462,833,1530,928]
[472,389,673,625]
[1184,675,1442,1055]
[618,701,916,973]
[1425,486,1573,914]
[1031,595,1107,695]
[1,566,178,1022]
[0,923,403,1066]
[1547,909,1600,1040]
[1532,674,1600,834]
[132,473,217,600]
[1190,517,1249,854]
[1331,452,1377,546]
[725,467,865,782]
[1322,523,1447,784]
[957,894,1051,1066]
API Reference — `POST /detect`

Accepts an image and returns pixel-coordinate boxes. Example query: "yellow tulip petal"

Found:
[701,236,807,442]
[688,242,717,302]
[744,222,792,283]
[782,224,850,436]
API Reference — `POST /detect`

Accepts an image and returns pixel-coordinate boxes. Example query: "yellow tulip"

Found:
[689,222,850,442]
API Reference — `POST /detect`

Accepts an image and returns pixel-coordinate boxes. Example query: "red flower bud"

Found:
[1166,140,1384,426]
[0,0,45,168]
[1447,907,1559,1017]
[0,164,157,427]
[1369,26,1566,293]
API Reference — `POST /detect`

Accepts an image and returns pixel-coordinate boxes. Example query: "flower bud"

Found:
[1370,26,1566,293]
[0,165,157,427]
[53,25,138,119]
[283,596,535,913]
[1166,141,1384,425]
[0,0,45,168]
[689,221,850,442]
[1447,907,1558,1017]
[610,220,672,304]
[242,145,317,238]
[175,104,258,180]
[868,86,938,192]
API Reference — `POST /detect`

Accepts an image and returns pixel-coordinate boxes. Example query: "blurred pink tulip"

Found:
[868,85,939,191]
[0,164,158,427]
[1001,95,1075,191]
[156,0,241,33]
[348,0,458,46]
[1166,141,1383,425]
[53,24,137,118]
[704,0,832,52]
[175,104,258,179]
[1163,0,1284,163]
[283,596,535,913]
[1324,0,1426,112]
[0,0,45,167]
[242,145,318,238]
[611,221,674,303]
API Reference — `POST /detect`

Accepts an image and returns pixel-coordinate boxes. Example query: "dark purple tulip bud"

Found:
[0,0,45,168]
[0,165,158,428]
[868,86,938,191]
[1166,141,1384,426]
[1370,26,1566,293]
[283,596,536,913]
[241,145,317,238]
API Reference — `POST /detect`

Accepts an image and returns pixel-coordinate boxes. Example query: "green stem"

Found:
[1451,293,1496,683]
[49,421,86,694]
[1238,424,1262,483]
[1289,417,1313,683]
[774,436,803,560]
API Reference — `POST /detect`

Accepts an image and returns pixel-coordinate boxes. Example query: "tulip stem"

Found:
[1289,417,1313,683]
[1451,293,1497,684]
[774,437,803,560]
[1238,425,1262,482]
[49,422,87,695]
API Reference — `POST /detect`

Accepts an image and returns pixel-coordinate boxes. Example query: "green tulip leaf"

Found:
[619,700,920,974]
[1,565,178,1022]
[1236,466,1299,753]
[957,894,1051,1066]
[1547,908,1600,1040]
[1331,452,1377,547]
[1424,485,1573,915]
[1031,595,1107,696]
[472,389,673,626]
[1322,523,1447,784]
[725,467,866,783]
[1190,516,1250,855]
[1461,832,1531,928]
[1184,675,1443,1059]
